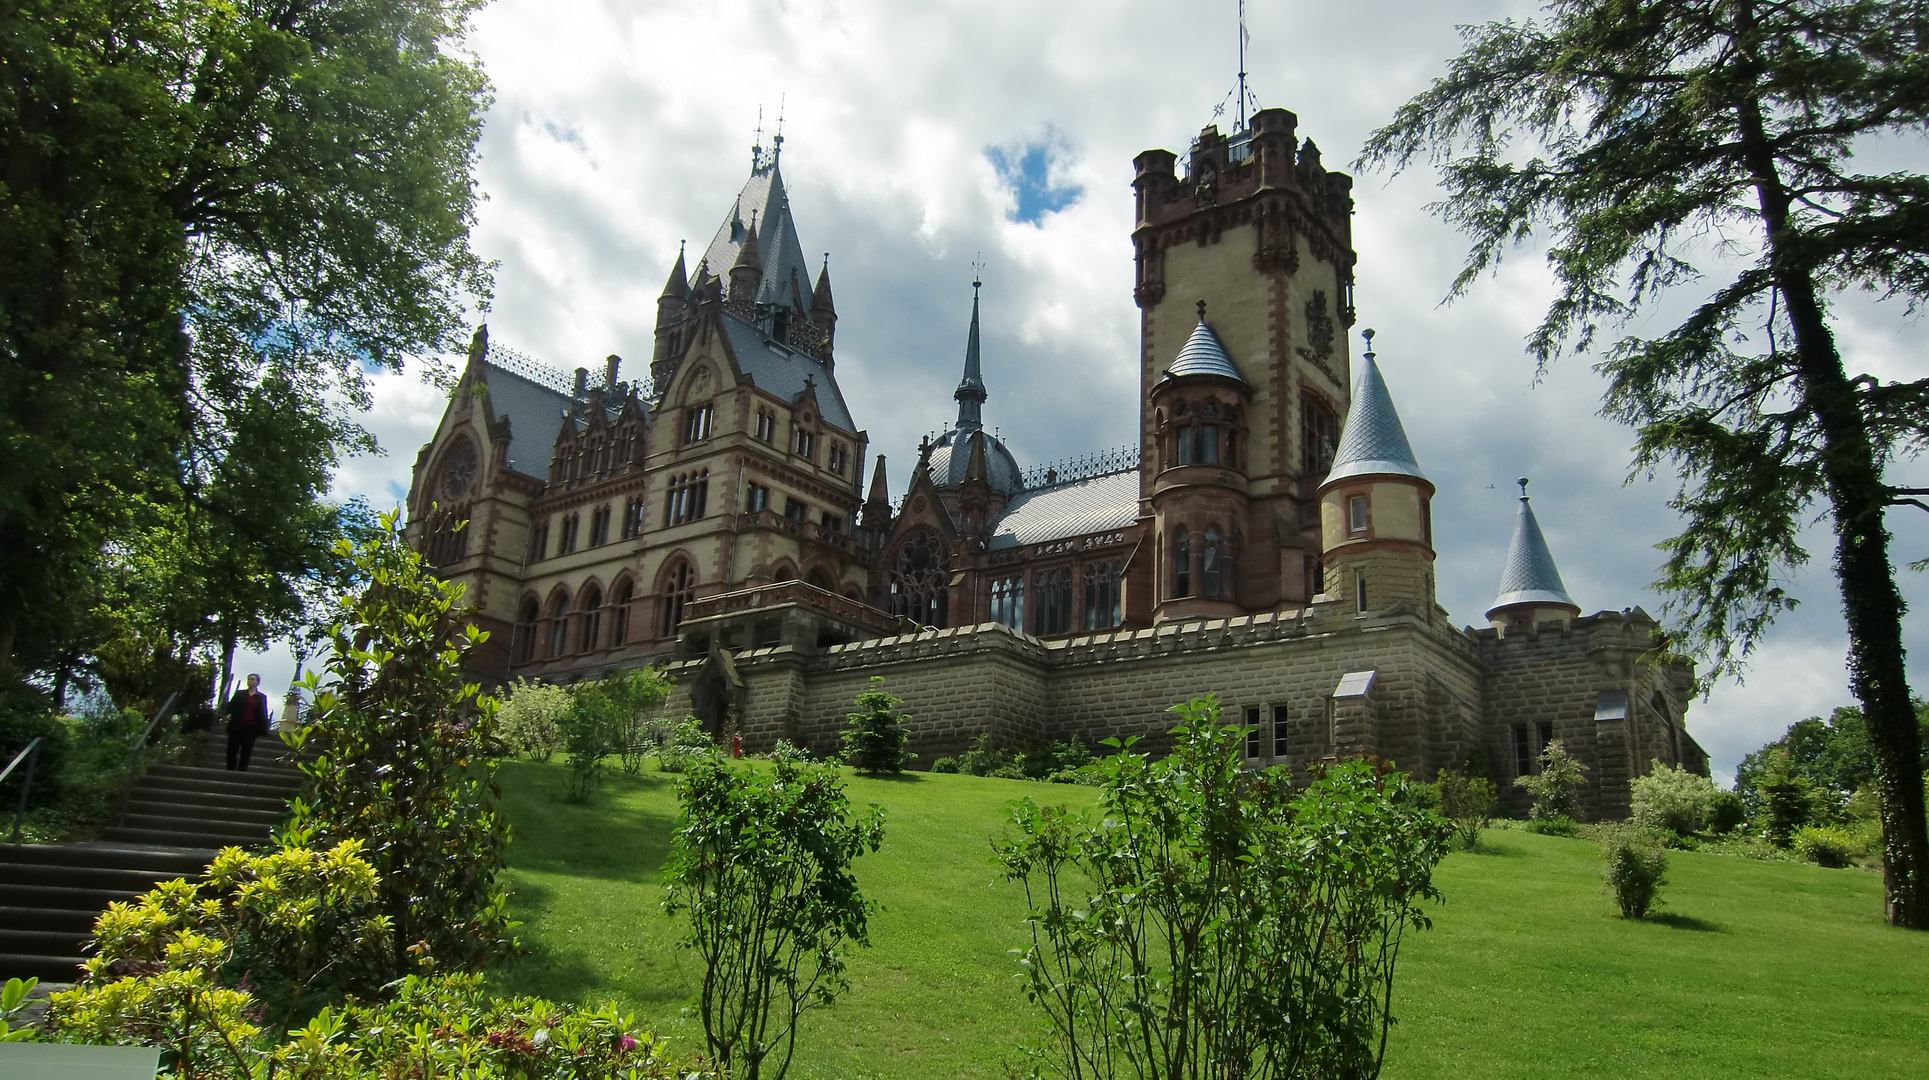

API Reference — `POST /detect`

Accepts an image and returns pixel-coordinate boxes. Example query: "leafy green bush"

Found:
[284,514,515,988]
[0,679,69,812]
[997,696,1448,1080]
[842,676,911,775]
[1706,789,1746,835]
[1437,770,1498,849]
[2,976,35,1041]
[1525,814,1580,837]
[664,755,884,1080]
[1792,824,1861,868]
[956,733,1013,777]
[561,669,671,797]
[1755,748,1816,847]
[769,739,813,763]
[649,716,713,773]
[930,756,959,773]
[1514,738,1588,821]
[1631,760,1718,835]
[496,678,570,762]
[1598,823,1669,918]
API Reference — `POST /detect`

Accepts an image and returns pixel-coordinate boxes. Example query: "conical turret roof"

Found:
[1325,343,1425,485]
[1164,311,1244,383]
[1487,480,1579,617]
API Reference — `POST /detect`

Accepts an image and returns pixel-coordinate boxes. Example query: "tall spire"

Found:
[1325,329,1425,484]
[660,241,689,303]
[1487,477,1579,620]
[954,276,987,431]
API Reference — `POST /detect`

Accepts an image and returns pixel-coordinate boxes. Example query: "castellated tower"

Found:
[1318,334,1435,615]
[1133,107,1356,615]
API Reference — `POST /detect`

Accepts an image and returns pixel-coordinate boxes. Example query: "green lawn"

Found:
[491,759,1929,1080]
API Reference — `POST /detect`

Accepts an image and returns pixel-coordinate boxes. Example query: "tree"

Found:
[663,755,884,1080]
[1362,0,1929,927]
[1438,769,1500,849]
[1631,760,1720,835]
[841,676,910,774]
[283,512,515,989]
[0,0,492,670]
[1515,739,1588,822]
[996,698,1448,1080]
[1735,701,1929,816]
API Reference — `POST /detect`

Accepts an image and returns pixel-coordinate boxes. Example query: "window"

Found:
[1537,722,1554,759]
[560,512,580,554]
[821,512,845,534]
[794,428,816,459]
[622,497,644,539]
[527,519,550,562]
[1245,706,1262,759]
[663,470,710,526]
[828,442,847,474]
[745,483,771,513]
[579,585,603,653]
[611,580,633,647]
[754,409,777,442]
[1083,560,1122,631]
[990,576,1025,630]
[683,403,714,445]
[1036,568,1073,636]
[1348,494,1369,534]
[660,560,696,638]
[546,591,569,658]
[1421,498,1433,546]
[1202,526,1223,599]
[513,599,539,665]
[1302,394,1339,475]
[1355,570,1368,613]
[1172,526,1190,598]
[1199,424,1219,465]
[783,497,809,522]
[1513,725,1533,776]
[888,528,950,627]
[1176,426,1193,466]
[589,504,611,547]
[1272,705,1289,756]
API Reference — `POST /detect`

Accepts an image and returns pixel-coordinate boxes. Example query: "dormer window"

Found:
[683,403,714,445]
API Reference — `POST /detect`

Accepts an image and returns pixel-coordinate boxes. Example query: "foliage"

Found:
[1632,761,1720,836]
[1754,748,1818,848]
[560,669,671,799]
[950,732,1096,782]
[996,697,1449,1080]
[0,0,492,683]
[930,756,960,773]
[496,678,572,763]
[768,739,815,764]
[2,976,37,1041]
[1735,704,1929,821]
[1524,814,1580,838]
[956,733,1013,777]
[1514,739,1588,821]
[1793,825,1862,869]
[1707,790,1747,836]
[1438,769,1499,849]
[646,716,714,774]
[0,679,66,809]
[1361,0,1929,928]
[1598,823,1670,919]
[841,676,911,775]
[663,755,885,1080]
[283,513,514,989]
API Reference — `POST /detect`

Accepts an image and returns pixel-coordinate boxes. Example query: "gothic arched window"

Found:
[513,597,539,665]
[611,579,634,647]
[889,529,950,627]
[1202,526,1223,599]
[1173,526,1191,598]
[545,589,570,659]
[579,584,603,653]
[660,559,697,638]
[1036,568,1073,636]
[1083,561,1122,631]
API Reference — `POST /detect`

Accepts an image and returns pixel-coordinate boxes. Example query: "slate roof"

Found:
[699,161,815,310]
[988,469,1140,550]
[720,312,856,432]
[1487,489,1579,616]
[1163,319,1245,382]
[478,363,573,478]
[1325,352,1426,484]
[926,429,1024,496]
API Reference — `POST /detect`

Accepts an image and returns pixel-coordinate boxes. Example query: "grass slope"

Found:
[492,760,1929,1080]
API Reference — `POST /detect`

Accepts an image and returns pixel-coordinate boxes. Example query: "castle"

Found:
[404,104,1707,819]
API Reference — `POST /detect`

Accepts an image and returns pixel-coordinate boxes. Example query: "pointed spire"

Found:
[1164,301,1245,382]
[964,429,990,486]
[954,276,988,430]
[660,241,689,302]
[729,213,763,302]
[812,254,835,323]
[1487,478,1580,620]
[1324,329,1425,484]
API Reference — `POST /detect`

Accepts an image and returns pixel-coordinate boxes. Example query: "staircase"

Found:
[0,735,310,984]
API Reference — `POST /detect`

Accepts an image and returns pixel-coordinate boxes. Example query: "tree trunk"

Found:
[1736,81,1929,928]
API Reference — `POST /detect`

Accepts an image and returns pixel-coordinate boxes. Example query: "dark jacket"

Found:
[226,689,271,734]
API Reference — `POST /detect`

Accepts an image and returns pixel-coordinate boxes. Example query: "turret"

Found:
[1150,301,1253,622]
[811,256,836,342]
[954,278,987,431]
[729,213,764,302]
[654,242,689,359]
[862,454,892,533]
[1486,478,1581,635]
[1318,330,1435,615]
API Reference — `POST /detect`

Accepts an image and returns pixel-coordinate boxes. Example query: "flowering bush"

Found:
[1631,760,1719,836]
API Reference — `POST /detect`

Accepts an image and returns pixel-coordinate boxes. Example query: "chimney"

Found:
[604,354,621,390]
[572,367,588,399]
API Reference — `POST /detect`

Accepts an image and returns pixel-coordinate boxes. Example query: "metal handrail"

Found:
[127,691,183,780]
[3,737,43,844]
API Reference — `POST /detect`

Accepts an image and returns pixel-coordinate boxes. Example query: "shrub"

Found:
[1598,822,1669,918]
[1755,748,1816,847]
[1706,789,1747,835]
[1792,824,1860,868]
[562,669,672,797]
[664,755,884,1080]
[496,678,570,762]
[997,696,1448,1080]
[769,739,813,763]
[841,676,911,775]
[1631,760,1718,835]
[650,716,713,773]
[284,513,515,988]
[930,756,959,773]
[957,733,1013,777]
[1525,814,1579,837]
[1437,770,1498,849]
[1514,738,1588,821]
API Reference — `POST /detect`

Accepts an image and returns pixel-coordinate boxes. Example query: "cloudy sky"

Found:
[252,0,1929,784]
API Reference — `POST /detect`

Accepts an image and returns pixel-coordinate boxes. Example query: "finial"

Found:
[1361,327,1376,359]
[1196,299,1208,322]
[971,254,985,290]
[752,105,764,168]
[772,94,785,164]
[822,251,830,271]
[1517,476,1530,499]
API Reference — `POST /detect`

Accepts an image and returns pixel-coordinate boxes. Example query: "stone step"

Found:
[0,927,92,958]
[0,951,86,984]
[116,815,273,843]
[0,844,214,875]
[0,862,194,893]
[132,770,300,799]
[121,782,288,813]
[122,799,283,827]
[0,882,145,911]
[0,906,99,933]
[100,826,272,850]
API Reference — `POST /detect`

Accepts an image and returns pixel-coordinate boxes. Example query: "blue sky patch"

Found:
[987,134,1081,225]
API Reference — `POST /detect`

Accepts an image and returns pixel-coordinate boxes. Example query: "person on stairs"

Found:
[225,673,270,771]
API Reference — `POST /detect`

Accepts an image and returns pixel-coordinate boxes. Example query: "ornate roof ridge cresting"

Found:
[1019,445,1140,490]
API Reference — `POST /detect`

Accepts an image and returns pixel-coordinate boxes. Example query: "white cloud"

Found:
[314,0,1929,780]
